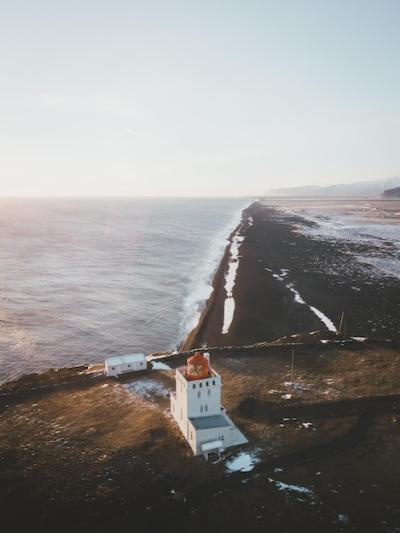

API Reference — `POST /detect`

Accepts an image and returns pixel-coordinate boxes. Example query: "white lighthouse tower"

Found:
[170,352,247,458]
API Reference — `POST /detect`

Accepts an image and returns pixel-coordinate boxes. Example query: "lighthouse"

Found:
[170,352,247,458]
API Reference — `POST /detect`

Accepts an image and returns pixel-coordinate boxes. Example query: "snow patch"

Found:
[222,298,236,336]
[225,451,259,473]
[123,379,169,399]
[222,233,245,334]
[270,479,315,497]
[337,513,349,524]
[277,206,400,280]
[288,284,336,331]
[287,284,306,305]
[151,361,171,370]
[309,305,337,332]
[268,270,337,332]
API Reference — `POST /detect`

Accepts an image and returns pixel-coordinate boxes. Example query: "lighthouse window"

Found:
[212,380,215,385]
[192,384,195,389]
[206,381,209,386]
[199,383,202,388]
[208,389,211,397]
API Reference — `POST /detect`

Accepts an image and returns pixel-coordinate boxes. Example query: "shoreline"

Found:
[179,203,254,350]
[181,199,400,350]
[177,200,251,347]
[3,197,399,387]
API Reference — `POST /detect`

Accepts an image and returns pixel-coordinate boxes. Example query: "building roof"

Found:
[189,415,231,430]
[106,353,146,366]
[177,366,219,381]
[201,440,224,452]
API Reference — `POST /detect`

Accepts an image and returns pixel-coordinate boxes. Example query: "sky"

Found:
[0,0,399,196]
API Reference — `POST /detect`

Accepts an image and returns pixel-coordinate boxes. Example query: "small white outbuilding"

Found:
[104,353,147,377]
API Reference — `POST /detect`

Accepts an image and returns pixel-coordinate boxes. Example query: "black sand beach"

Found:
[183,199,400,349]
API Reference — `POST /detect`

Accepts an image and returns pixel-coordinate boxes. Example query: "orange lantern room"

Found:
[186,352,209,380]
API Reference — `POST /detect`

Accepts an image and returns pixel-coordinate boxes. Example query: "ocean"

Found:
[0,197,248,383]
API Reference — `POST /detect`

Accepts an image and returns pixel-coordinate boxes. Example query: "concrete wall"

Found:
[190,424,233,455]
[186,374,221,418]
[173,371,189,437]
[173,369,222,418]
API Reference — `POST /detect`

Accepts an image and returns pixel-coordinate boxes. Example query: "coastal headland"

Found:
[1,198,400,533]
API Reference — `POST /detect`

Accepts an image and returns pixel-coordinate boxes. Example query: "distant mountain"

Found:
[382,186,400,198]
[265,177,400,197]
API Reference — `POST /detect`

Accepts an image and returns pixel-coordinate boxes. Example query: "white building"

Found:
[170,352,247,458]
[104,353,147,377]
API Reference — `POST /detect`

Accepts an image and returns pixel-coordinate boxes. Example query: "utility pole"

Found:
[290,347,295,387]
[338,312,345,336]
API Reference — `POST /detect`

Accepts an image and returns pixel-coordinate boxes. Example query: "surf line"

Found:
[177,201,251,345]
[269,269,337,333]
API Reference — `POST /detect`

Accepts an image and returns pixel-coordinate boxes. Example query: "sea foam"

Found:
[178,201,250,343]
